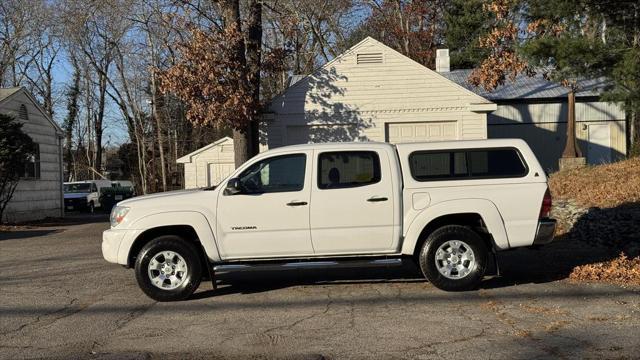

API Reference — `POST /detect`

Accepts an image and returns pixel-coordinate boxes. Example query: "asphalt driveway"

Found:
[1,216,639,359]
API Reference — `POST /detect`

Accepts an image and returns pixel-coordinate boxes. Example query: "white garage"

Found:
[263,37,496,149]
[177,137,235,189]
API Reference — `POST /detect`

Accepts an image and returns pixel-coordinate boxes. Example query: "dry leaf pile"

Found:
[569,254,640,286]
[549,157,640,208]
[549,157,640,286]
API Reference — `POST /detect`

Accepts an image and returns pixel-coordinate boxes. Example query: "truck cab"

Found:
[102,139,556,301]
[64,180,113,212]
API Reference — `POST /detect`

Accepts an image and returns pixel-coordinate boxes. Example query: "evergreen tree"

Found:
[444,0,492,69]
[0,114,35,223]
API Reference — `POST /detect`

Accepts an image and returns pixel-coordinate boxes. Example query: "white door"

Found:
[207,162,235,186]
[386,121,457,143]
[587,124,611,165]
[216,152,314,259]
[310,149,395,254]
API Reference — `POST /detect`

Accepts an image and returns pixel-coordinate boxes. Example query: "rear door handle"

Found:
[287,201,308,206]
[367,196,388,202]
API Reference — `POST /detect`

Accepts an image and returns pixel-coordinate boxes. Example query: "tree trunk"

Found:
[151,72,167,192]
[233,129,250,168]
[95,70,107,175]
[246,0,263,156]
[220,0,256,167]
[562,89,582,158]
[64,58,81,181]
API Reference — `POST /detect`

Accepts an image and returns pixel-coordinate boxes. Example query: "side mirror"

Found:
[224,178,241,195]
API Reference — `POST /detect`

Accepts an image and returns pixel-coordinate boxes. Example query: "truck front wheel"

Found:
[418,225,488,291]
[134,235,203,301]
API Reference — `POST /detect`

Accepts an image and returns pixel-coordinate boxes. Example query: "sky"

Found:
[51,51,131,148]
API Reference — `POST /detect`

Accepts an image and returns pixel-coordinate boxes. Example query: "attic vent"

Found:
[357,52,383,64]
[18,104,28,121]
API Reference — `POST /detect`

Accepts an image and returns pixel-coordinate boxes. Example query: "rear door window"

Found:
[318,151,381,189]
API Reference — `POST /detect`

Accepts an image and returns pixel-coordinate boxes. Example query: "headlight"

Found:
[110,206,130,227]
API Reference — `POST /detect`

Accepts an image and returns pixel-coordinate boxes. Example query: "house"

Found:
[0,87,64,223]
[264,37,497,148]
[178,37,628,186]
[177,136,235,189]
[442,69,626,172]
[179,37,498,187]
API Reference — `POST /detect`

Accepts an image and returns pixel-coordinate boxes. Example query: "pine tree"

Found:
[443,0,491,69]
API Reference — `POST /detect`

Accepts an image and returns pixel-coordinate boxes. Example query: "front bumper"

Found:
[532,218,557,245]
[102,229,127,264]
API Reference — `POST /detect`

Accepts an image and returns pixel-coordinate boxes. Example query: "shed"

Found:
[177,136,235,189]
[442,69,627,172]
[264,37,497,147]
[0,87,64,223]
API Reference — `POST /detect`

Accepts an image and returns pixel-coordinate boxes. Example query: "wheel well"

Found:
[127,225,201,268]
[413,213,494,258]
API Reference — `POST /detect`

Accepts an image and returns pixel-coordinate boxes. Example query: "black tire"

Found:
[418,225,488,291]
[88,201,95,213]
[134,235,203,302]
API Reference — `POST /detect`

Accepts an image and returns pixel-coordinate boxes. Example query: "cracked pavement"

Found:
[1,215,639,359]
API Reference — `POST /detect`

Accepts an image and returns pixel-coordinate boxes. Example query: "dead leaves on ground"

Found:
[569,254,640,286]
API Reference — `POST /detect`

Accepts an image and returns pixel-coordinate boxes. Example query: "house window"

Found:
[18,104,29,121]
[21,143,41,180]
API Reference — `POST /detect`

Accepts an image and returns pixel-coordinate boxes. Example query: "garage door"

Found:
[386,122,457,143]
[286,124,359,145]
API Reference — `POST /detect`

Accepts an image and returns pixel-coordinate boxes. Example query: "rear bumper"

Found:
[533,218,557,245]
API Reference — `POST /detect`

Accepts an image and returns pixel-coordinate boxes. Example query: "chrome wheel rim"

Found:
[147,251,188,290]
[435,240,476,280]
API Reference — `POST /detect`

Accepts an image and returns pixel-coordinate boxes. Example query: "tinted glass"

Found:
[318,151,381,189]
[409,148,527,181]
[410,151,467,180]
[65,183,92,193]
[238,154,306,193]
[467,149,526,177]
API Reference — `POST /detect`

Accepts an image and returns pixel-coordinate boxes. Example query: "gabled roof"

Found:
[176,136,233,164]
[442,69,609,101]
[0,87,21,102]
[269,37,494,109]
[0,87,63,134]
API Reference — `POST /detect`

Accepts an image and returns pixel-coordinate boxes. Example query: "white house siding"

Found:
[488,100,626,171]
[178,137,235,189]
[1,90,63,223]
[265,37,494,148]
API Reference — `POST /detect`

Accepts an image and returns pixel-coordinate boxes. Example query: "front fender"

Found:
[401,199,510,255]
[118,211,221,263]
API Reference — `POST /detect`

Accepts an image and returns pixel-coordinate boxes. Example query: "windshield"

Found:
[64,183,91,193]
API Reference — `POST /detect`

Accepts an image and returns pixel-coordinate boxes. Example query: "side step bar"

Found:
[213,258,404,273]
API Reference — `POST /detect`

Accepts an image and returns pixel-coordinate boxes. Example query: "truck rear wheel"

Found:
[134,235,202,302]
[418,225,488,291]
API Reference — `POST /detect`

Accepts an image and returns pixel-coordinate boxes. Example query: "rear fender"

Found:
[401,199,510,255]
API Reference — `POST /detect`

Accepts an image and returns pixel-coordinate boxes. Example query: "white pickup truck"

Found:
[102,139,556,301]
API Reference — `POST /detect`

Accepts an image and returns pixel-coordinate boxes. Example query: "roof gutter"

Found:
[469,103,497,113]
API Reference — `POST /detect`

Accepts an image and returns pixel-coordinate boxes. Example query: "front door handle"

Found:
[367,196,388,202]
[286,201,308,206]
